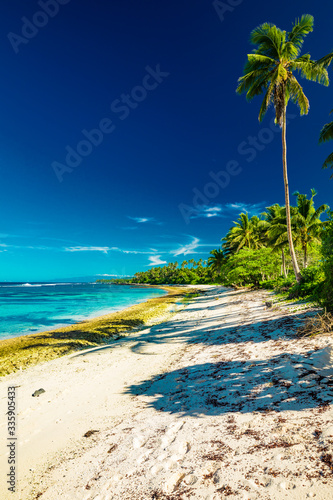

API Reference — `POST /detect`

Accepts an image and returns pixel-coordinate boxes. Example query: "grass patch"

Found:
[181,290,201,305]
[0,286,192,377]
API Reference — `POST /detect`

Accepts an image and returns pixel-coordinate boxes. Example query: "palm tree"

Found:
[262,204,293,278]
[222,212,263,254]
[236,15,329,282]
[292,189,329,267]
[208,248,226,276]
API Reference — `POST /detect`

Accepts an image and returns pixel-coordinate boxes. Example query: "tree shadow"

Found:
[70,297,317,360]
[125,350,331,416]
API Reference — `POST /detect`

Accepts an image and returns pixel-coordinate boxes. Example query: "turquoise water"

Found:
[0,283,166,340]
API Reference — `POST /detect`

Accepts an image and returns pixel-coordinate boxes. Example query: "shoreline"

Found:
[1,283,169,342]
[0,285,195,377]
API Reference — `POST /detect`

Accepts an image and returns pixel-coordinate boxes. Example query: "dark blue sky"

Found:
[0,0,332,280]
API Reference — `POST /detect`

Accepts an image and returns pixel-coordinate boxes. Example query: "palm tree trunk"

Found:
[304,245,308,268]
[282,105,301,283]
[281,248,287,278]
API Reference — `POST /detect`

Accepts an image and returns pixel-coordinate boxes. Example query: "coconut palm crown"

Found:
[292,189,329,267]
[236,14,329,282]
[222,213,264,255]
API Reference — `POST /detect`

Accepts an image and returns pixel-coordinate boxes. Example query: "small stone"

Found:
[213,468,222,484]
[183,474,198,486]
[321,426,333,438]
[164,472,185,493]
[32,388,45,397]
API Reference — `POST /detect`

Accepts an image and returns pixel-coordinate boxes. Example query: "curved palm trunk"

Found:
[282,106,301,283]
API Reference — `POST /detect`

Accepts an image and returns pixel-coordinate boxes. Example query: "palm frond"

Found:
[249,23,285,59]
[319,121,333,143]
[287,14,314,52]
[287,76,309,115]
[316,51,333,69]
[322,152,333,174]
[291,58,329,85]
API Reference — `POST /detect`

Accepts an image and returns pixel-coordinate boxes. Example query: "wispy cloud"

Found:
[225,202,267,216]
[171,237,200,256]
[187,202,266,220]
[128,216,153,224]
[65,246,109,254]
[148,255,167,266]
[64,245,152,255]
[127,216,162,225]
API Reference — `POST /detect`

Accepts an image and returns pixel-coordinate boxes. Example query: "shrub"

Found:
[223,248,280,287]
[260,275,295,291]
[288,264,325,300]
[321,212,333,311]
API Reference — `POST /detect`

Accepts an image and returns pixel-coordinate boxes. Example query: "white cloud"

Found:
[127,216,163,225]
[148,255,167,266]
[97,274,120,277]
[225,202,267,216]
[64,245,153,256]
[171,237,200,256]
[186,202,266,220]
[65,246,109,254]
[128,216,153,224]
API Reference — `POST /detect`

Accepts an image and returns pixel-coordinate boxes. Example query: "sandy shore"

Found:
[1,285,333,499]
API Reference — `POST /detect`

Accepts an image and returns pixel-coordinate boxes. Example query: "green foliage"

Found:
[288,264,325,299]
[321,212,333,311]
[236,15,328,124]
[292,189,329,267]
[223,248,281,287]
[222,213,264,255]
[260,275,296,291]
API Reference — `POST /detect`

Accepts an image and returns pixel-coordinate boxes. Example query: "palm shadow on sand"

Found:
[125,349,332,416]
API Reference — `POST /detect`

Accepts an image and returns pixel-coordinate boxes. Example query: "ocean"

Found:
[0,282,166,340]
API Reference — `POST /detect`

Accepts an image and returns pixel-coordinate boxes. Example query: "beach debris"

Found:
[32,388,45,397]
[108,443,118,453]
[83,430,99,438]
[297,312,333,337]
[265,301,273,308]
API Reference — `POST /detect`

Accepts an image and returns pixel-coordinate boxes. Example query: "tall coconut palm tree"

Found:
[292,189,329,267]
[222,213,263,254]
[236,14,329,282]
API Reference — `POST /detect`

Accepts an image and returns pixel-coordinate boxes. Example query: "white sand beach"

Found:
[1,285,333,499]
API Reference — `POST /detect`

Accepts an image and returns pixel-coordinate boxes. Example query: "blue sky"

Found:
[0,0,332,281]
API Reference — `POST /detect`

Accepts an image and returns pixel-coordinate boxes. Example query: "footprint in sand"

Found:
[133,435,148,448]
